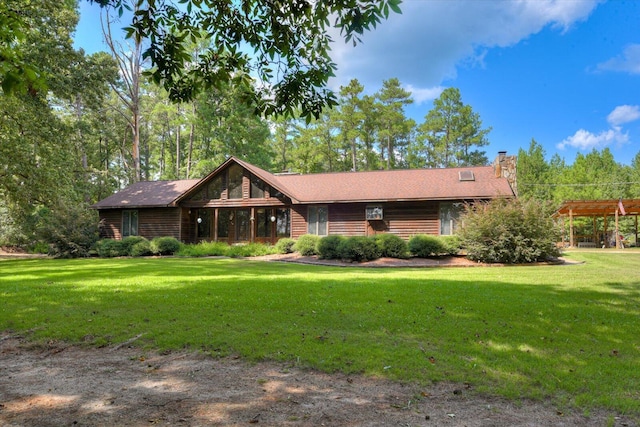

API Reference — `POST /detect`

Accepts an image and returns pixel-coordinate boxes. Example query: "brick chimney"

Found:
[493,151,517,196]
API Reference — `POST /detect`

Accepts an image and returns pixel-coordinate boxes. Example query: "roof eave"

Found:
[92,204,177,210]
[292,194,511,205]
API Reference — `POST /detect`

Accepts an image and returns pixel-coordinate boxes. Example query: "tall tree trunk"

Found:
[386,132,392,170]
[187,103,195,178]
[176,123,181,178]
[160,123,166,177]
[103,3,144,182]
[351,138,357,171]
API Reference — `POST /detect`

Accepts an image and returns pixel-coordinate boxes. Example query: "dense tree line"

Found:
[517,139,640,203]
[1,1,639,250]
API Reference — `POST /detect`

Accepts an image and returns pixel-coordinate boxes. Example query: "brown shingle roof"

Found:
[92,158,514,209]
[276,166,514,203]
[91,179,199,209]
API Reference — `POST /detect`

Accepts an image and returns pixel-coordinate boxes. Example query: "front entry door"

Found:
[235,209,251,242]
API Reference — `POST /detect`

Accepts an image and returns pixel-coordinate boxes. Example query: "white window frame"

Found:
[439,202,462,235]
[122,210,138,237]
[307,206,328,236]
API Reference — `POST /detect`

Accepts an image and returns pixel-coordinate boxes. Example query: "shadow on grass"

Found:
[1,256,639,417]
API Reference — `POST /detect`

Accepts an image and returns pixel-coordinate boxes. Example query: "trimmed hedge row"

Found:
[308,233,461,262]
[407,234,461,257]
[93,233,463,261]
[94,236,181,257]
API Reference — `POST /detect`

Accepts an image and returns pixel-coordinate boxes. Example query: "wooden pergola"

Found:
[553,199,640,248]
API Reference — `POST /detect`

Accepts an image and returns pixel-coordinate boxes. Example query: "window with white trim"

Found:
[122,210,138,237]
[307,206,328,236]
[439,202,462,235]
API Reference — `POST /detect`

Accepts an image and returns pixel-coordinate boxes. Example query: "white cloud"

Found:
[558,104,638,150]
[328,0,601,91]
[607,105,640,126]
[596,44,640,74]
[557,127,628,150]
[405,85,444,105]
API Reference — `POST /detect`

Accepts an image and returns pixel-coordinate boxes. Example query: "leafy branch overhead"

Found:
[91,0,402,119]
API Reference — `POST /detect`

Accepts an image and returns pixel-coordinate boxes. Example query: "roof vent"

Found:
[459,170,475,182]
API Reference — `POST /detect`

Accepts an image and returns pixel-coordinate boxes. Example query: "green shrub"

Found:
[439,235,462,256]
[294,234,320,256]
[31,204,100,258]
[458,198,561,264]
[226,243,276,258]
[150,237,182,256]
[275,238,296,254]
[122,236,148,255]
[177,241,229,257]
[317,235,345,259]
[130,240,153,257]
[408,234,444,258]
[95,239,129,257]
[373,233,408,258]
[337,236,381,262]
[29,241,50,254]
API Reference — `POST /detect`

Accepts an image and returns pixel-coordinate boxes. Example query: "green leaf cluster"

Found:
[97,0,402,120]
[336,236,381,262]
[458,198,561,264]
[407,234,453,257]
[517,140,638,204]
[293,234,320,256]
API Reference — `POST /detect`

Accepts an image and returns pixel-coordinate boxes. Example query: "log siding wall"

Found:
[138,208,181,239]
[101,201,444,242]
[99,208,182,241]
[98,210,122,239]
[290,201,442,240]
[329,204,367,236]
[291,206,307,239]
[385,202,440,239]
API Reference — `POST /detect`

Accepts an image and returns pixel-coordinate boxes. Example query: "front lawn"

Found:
[1,251,639,415]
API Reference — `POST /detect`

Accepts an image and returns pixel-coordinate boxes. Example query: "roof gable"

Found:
[174,157,298,204]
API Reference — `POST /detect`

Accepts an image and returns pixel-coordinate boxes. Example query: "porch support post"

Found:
[250,207,256,243]
[604,214,609,247]
[592,217,597,245]
[214,208,219,242]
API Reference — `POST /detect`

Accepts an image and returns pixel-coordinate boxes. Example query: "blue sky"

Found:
[74,0,640,165]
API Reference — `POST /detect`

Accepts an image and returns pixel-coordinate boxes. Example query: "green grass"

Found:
[1,251,639,415]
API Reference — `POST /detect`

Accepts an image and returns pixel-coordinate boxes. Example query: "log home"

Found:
[92,153,516,244]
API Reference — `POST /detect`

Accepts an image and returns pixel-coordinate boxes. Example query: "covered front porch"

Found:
[188,207,291,245]
[554,199,640,249]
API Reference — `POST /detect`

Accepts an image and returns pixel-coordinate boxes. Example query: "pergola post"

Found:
[615,207,620,249]
[554,199,640,249]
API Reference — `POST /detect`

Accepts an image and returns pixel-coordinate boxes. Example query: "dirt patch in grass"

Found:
[0,247,46,260]
[1,335,633,427]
